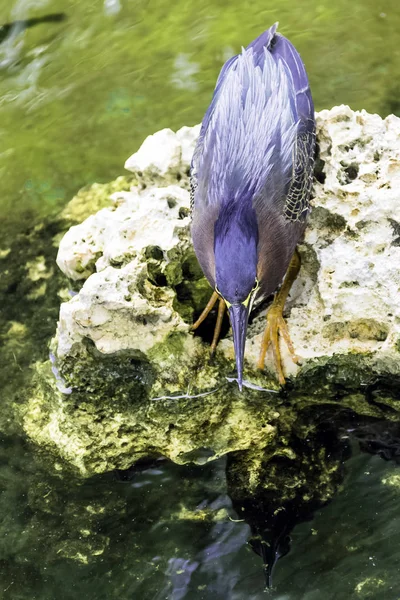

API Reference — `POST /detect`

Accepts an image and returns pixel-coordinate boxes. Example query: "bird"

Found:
[190,23,315,390]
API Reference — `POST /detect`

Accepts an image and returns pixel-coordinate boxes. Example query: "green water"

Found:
[1,436,400,599]
[1,0,400,241]
[2,1,400,598]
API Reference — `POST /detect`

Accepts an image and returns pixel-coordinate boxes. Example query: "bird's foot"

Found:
[257,303,299,386]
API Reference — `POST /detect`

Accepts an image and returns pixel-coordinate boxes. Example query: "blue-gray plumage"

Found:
[190,23,315,389]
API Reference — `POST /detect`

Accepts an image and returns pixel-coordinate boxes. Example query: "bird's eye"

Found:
[252,279,259,292]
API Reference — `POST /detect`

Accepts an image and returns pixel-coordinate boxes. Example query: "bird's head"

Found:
[214,204,259,391]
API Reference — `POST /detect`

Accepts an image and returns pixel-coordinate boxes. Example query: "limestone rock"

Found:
[124,125,201,179]
[56,184,191,359]
[22,107,400,476]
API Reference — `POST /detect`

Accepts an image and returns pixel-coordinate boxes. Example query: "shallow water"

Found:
[1,0,400,240]
[1,1,400,598]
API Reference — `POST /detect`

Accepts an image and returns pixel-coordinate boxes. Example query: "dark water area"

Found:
[1,432,400,599]
[1,1,400,598]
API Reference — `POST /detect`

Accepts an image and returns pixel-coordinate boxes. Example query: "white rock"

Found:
[24,106,400,477]
[56,106,400,382]
[56,184,191,357]
[57,185,190,280]
[57,262,187,358]
[124,128,180,177]
[176,124,201,165]
[124,124,201,178]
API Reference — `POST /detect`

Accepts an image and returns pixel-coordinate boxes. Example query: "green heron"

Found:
[190,23,315,389]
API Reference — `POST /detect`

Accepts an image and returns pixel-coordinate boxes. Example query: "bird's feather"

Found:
[190,23,315,292]
[191,23,314,214]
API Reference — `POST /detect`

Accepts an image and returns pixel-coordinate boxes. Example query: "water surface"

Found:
[1,0,399,241]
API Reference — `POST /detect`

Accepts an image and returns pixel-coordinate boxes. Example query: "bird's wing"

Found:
[191,24,314,221]
[283,128,315,222]
[266,30,316,223]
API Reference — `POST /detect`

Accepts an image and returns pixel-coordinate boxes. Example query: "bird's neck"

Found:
[214,201,259,245]
[213,203,259,301]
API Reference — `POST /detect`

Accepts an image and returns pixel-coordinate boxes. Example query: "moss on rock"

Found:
[23,340,282,476]
[59,177,135,224]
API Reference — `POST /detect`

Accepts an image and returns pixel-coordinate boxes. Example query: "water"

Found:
[1,436,400,599]
[1,0,400,240]
[1,1,400,598]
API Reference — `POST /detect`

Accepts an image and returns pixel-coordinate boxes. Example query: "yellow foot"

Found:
[257,305,299,386]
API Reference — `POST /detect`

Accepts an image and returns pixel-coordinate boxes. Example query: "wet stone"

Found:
[18,108,400,478]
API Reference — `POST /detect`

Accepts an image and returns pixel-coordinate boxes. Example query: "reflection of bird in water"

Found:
[190,23,315,388]
[226,416,349,590]
[248,505,297,589]
[0,13,66,45]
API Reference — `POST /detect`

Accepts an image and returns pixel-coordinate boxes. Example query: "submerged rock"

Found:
[22,108,400,476]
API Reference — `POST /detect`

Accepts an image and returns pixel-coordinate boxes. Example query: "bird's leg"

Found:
[191,291,226,354]
[258,250,301,385]
[191,291,219,330]
[210,297,226,356]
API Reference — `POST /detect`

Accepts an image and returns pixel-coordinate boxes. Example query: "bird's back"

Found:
[191,23,315,292]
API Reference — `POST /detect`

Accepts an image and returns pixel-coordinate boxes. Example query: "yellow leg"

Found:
[191,291,219,330]
[192,291,226,355]
[257,250,301,385]
[210,298,226,356]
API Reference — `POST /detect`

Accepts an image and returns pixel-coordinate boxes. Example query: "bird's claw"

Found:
[257,305,298,385]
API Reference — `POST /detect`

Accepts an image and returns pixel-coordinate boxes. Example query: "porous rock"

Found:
[22,108,400,476]
[245,105,400,383]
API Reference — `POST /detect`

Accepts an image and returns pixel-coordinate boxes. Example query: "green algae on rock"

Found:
[24,346,279,477]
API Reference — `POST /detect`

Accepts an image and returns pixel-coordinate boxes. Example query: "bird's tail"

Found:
[246,22,279,55]
[247,22,313,124]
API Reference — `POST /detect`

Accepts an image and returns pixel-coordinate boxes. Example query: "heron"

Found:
[190,22,315,390]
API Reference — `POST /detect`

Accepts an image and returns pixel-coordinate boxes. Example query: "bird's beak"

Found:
[228,303,250,392]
